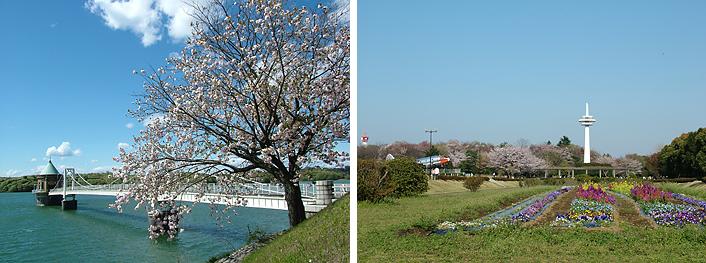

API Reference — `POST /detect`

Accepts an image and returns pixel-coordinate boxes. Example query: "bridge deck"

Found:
[48,189,328,212]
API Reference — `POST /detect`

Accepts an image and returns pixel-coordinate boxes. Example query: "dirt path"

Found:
[526,188,577,226]
[612,193,656,228]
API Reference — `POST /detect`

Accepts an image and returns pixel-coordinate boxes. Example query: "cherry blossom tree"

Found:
[530,144,572,167]
[113,0,349,238]
[487,146,547,177]
[594,155,616,166]
[445,140,468,166]
[615,157,643,174]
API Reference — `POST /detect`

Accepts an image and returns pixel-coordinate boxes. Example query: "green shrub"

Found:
[357,159,395,202]
[463,177,485,192]
[386,157,428,197]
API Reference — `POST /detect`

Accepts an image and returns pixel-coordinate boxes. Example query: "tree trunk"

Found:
[282,179,307,226]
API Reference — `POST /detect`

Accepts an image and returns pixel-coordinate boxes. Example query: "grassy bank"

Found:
[426,179,520,195]
[358,186,706,262]
[658,181,706,200]
[242,195,349,263]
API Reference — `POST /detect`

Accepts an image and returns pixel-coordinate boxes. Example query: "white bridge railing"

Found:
[51,182,350,199]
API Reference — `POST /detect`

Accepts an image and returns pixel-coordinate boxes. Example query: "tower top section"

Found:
[39,160,60,176]
[578,102,596,126]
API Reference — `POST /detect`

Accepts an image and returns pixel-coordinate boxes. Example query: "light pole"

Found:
[425,129,437,177]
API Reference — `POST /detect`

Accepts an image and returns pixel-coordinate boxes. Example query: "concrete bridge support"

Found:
[305,180,335,218]
[315,180,334,206]
[62,194,77,210]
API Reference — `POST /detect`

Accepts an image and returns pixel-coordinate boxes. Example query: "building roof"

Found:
[39,160,60,175]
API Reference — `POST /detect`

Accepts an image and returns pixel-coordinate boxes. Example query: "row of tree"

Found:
[359,136,646,177]
[0,176,36,192]
[362,128,706,179]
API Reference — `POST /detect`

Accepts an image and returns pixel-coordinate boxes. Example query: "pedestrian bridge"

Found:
[45,169,349,214]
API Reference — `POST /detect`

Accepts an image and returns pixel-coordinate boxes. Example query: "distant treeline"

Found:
[0,173,114,193]
[0,176,36,192]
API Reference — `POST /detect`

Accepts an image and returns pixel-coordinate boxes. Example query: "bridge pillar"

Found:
[315,180,334,205]
[62,194,77,210]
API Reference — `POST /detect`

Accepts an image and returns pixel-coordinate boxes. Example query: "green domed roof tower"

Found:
[40,160,60,176]
[34,160,63,206]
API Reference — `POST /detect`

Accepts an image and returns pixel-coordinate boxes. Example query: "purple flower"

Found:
[512,188,571,222]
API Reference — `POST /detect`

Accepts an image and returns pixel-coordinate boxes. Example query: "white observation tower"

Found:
[578,102,597,163]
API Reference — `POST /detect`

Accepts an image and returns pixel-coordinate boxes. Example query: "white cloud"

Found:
[85,0,162,46]
[5,169,20,176]
[118,142,130,150]
[91,159,98,163]
[31,158,37,162]
[85,0,208,46]
[126,122,135,129]
[46,142,81,157]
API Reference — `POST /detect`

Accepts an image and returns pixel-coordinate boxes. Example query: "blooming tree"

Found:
[113,0,349,239]
[487,146,547,176]
[594,155,616,166]
[615,157,643,174]
[444,140,468,166]
[530,144,572,166]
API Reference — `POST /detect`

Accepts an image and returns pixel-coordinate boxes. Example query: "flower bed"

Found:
[608,181,637,196]
[577,183,615,204]
[512,187,572,222]
[631,183,671,202]
[671,193,706,210]
[614,182,706,227]
[640,202,706,226]
[552,184,615,228]
[552,199,614,227]
[435,187,571,233]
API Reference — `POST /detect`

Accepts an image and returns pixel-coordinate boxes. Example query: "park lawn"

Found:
[658,181,706,200]
[358,186,706,262]
[244,195,349,263]
[426,179,520,195]
[426,180,468,194]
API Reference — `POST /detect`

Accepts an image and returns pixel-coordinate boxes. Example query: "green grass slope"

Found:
[426,180,520,195]
[658,181,706,200]
[244,195,350,263]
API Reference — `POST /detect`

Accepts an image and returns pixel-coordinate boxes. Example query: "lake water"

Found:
[0,192,289,262]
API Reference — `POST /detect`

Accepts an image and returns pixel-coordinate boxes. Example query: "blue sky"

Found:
[0,1,348,176]
[359,0,706,157]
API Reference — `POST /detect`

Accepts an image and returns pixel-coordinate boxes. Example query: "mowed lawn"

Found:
[358,186,706,262]
[426,179,520,195]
